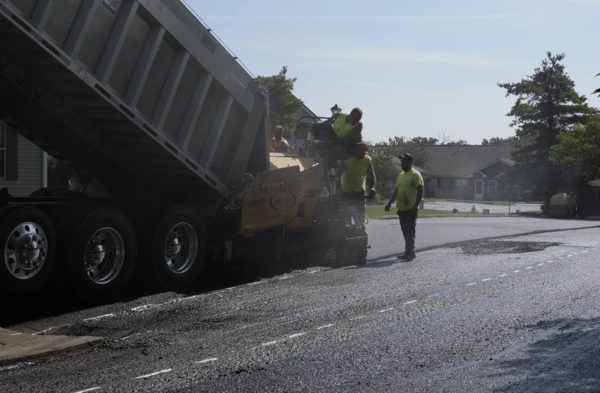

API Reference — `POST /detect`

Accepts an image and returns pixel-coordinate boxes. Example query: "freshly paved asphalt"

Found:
[2,216,600,392]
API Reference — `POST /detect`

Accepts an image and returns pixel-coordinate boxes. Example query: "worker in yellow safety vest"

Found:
[334,142,376,227]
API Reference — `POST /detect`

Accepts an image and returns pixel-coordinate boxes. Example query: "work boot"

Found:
[397,252,415,262]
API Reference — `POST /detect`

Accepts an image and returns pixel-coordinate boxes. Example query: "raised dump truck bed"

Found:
[0,0,268,208]
[0,0,269,302]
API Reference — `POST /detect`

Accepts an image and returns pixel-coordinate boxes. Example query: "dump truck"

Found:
[0,0,270,303]
[0,0,370,304]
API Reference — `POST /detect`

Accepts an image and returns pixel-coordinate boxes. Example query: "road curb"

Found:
[0,328,104,367]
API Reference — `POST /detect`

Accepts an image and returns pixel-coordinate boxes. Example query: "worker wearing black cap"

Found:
[384,153,424,261]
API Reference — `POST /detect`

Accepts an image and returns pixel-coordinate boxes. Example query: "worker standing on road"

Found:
[271,125,290,152]
[335,142,376,227]
[385,153,424,261]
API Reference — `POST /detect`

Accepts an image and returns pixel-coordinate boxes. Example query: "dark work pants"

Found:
[398,209,418,256]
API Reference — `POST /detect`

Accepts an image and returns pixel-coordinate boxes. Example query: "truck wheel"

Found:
[0,206,57,293]
[149,205,206,290]
[67,207,136,304]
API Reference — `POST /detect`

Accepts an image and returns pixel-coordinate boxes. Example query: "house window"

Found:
[0,122,5,179]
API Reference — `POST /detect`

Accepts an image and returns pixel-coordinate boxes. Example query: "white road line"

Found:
[134,369,172,379]
[379,308,394,313]
[288,332,306,338]
[116,333,140,342]
[131,304,157,312]
[83,313,115,322]
[513,270,520,273]
[32,326,58,335]
[547,260,553,263]
[73,388,101,393]
[317,324,334,329]
[350,316,366,320]
[261,341,279,346]
[482,278,491,281]
[525,267,533,270]
[537,263,544,266]
[10,332,23,336]
[467,283,476,286]
[428,294,439,298]
[567,255,574,257]
[499,274,508,277]
[196,358,218,364]
[404,300,417,305]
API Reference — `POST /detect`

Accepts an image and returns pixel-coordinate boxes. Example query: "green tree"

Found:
[497,52,596,209]
[47,155,72,189]
[256,66,303,139]
[550,115,600,180]
[371,147,401,184]
[482,136,518,146]
[379,136,432,168]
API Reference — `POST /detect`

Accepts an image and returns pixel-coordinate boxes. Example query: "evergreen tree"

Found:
[481,136,518,146]
[497,52,596,209]
[256,66,303,139]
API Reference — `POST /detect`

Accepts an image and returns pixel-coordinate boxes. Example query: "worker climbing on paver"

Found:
[307,107,363,161]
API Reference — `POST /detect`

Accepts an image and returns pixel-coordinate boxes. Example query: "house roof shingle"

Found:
[386,145,515,178]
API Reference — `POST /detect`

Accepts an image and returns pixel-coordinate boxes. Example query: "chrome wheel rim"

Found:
[164,222,198,274]
[84,227,125,284]
[4,222,48,280]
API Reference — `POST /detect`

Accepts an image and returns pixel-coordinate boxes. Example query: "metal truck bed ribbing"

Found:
[0,0,269,212]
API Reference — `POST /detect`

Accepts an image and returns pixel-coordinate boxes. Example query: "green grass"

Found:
[519,211,544,217]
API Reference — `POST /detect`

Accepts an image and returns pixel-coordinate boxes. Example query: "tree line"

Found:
[261,54,600,211]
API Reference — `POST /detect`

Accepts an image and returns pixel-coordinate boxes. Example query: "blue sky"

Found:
[184,0,600,145]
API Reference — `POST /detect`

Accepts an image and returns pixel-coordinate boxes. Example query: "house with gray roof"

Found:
[385,145,515,201]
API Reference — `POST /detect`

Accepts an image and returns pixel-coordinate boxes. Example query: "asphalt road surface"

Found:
[2,216,600,392]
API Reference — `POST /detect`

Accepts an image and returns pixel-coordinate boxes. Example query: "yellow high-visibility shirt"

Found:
[333,114,356,137]
[341,155,372,193]
[394,168,423,211]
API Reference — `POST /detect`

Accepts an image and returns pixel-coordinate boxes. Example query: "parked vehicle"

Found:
[549,193,577,218]
[0,0,269,302]
[0,0,370,304]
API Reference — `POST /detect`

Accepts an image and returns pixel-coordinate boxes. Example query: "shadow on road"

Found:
[485,316,600,392]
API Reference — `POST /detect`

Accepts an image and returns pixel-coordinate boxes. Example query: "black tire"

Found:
[47,203,104,292]
[148,205,206,290]
[0,206,57,293]
[67,207,136,304]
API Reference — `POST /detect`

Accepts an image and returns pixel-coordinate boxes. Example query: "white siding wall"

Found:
[0,132,45,196]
